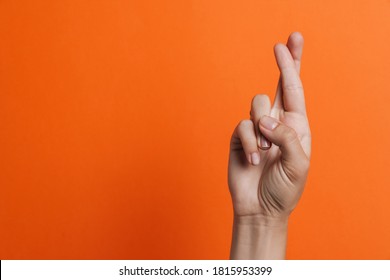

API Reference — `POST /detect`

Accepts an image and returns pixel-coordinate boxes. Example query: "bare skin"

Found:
[228,32,311,259]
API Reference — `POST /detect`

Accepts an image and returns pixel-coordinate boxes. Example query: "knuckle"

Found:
[282,126,299,145]
[252,94,270,105]
[251,94,271,118]
[283,83,304,93]
[235,120,255,147]
[236,120,253,137]
[232,121,251,148]
[238,119,252,129]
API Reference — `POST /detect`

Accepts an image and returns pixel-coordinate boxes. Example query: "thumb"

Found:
[259,115,309,171]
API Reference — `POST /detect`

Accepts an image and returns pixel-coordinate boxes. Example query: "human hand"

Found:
[228,31,311,230]
[228,32,311,259]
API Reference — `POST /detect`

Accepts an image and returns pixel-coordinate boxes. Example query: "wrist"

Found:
[230,214,289,260]
[233,213,289,228]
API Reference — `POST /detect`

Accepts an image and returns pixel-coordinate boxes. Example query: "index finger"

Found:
[274,43,307,115]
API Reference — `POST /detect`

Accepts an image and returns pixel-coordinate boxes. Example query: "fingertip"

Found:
[259,144,271,151]
[274,43,292,63]
[287,32,304,58]
[274,43,285,53]
[290,31,304,42]
[259,134,272,150]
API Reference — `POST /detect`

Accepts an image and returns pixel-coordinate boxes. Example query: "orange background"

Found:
[1,0,390,259]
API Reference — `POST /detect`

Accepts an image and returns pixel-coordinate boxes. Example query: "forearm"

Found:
[229,214,289,260]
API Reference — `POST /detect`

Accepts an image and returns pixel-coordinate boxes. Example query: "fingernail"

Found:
[251,152,260,165]
[260,115,279,130]
[260,134,271,150]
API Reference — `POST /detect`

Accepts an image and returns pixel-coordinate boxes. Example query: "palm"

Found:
[228,32,311,218]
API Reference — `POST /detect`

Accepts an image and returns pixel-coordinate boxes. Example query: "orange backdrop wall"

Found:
[1,0,390,259]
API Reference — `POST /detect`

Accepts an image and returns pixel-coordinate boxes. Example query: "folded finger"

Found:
[250,94,272,150]
[232,120,260,165]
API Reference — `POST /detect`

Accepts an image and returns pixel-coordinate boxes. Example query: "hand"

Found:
[228,32,311,259]
[228,32,311,223]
